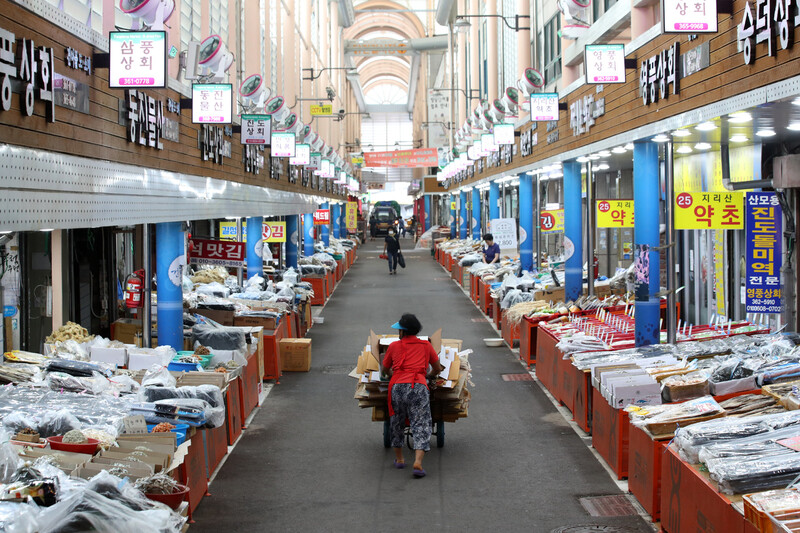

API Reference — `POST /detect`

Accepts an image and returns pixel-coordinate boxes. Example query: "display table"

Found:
[325,271,335,297]
[501,316,520,348]
[203,420,228,479]
[628,423,668,522]
[261,326,284,381]
[225,378,243,443]
[491,297,501,327]
[179,431,208,517]
[302,277,327,306]
[660,446,746,533]
[239,350,261,421]
[591,387,629,479]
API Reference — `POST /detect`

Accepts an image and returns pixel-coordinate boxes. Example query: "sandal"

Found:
[412,468,426,478]
[393,460,406,469]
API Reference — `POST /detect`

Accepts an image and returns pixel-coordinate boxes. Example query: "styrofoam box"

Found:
[127,352,160,371]
[614,392,662,409]
[90,347,128,368]
[709,376,758,396]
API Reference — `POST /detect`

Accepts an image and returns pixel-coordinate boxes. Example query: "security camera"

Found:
[326,87,336,101]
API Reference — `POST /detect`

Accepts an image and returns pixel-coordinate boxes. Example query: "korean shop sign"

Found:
[596,200,635,228]
[0,27,55,121]
[663,0,718,32]
[639,43,679,106]
[241,114,270,145]
[200,125,231,165]
[125,90,164,150]
[313,209,330,225]
[310,104,332,116]
[188,238,245,268]
[530,93,560,121]
[539,209,564,233]
[192,83,233,124]
[570,95,605,136]
[675,192,744,229]
[584,44,626,84]
[263,222,286,243]
[109,32,166,88]
[738,0,797,64]
[346,202,358,231]
[745,192,782,313]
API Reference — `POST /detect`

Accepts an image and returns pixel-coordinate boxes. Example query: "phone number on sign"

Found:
[747,305,783,313]
[673,23,709,30]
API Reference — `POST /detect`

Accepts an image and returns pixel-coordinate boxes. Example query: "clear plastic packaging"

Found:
[137,385,225,428]
[191,325,246,352]
[674,411,800,463]
[35,487,184,533]
[140,366,176,389]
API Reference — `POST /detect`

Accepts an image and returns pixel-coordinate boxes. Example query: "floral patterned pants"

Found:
[390,383,432,451]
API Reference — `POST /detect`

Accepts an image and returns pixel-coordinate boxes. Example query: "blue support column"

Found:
[564,161,584,301]
[303,213,315,257]
[331,204,341,241]
[519,173,534,271]
[286,215,299,269]
[155,222,184,351]
[459,191,468,239]
[450,195,457,238]
[471,188,481,239]
[246,216,263,279]
[489,181,500,221]
[339,207,346,238]
[424,195,432,231]
[633,141,661,346]
[320,202,330,246]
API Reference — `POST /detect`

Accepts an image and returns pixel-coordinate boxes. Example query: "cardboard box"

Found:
[90,346,128,368]
[279,338,312,371]
[193,308,235,326]
[534,287,566,302]
[234,314,279,330]
[111,318,143,344]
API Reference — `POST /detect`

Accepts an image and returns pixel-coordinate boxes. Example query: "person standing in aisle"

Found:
[482,233,501,264]
[398,216,406,238]
[381,314,445,478]
[383,228,401,274]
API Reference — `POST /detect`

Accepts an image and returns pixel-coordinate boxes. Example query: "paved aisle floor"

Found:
[192,239,652,533]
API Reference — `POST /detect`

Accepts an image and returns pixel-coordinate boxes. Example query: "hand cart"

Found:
[381,397,448,449]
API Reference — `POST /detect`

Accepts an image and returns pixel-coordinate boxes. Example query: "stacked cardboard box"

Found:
[352,329,471,423]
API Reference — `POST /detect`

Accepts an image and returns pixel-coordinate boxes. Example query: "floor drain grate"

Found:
[578,495,638,517]
[501,373,534,382]
[551,527,636,533]
[471,318,486,322]
[321,364,355,375]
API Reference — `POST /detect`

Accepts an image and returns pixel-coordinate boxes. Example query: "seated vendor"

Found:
[482,233,500,264]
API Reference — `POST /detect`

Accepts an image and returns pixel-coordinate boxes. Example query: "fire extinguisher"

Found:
[593,255,600,281]
[124,269,145,309]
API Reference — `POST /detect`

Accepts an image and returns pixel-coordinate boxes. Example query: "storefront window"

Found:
[541,16,561,86]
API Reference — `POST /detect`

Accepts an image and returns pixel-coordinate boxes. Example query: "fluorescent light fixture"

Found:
[730,134,749,142]
[591,165,599,171]
[756,129,776,137]
[676,145,693,153]
[652,134,670,142]
[788,122,800,131]
[624,143,634,150]
[793,97,800,106]
[598,150,611,156]
[589,154,601,160]
[728,112,752,123]
[612,146,626,154]
[576,156,590,163]
[39,228,54,232]
[671,129,691,137]
[549,171,563,178]
[694,142,712,150]
[696,122,717,131]
[598,163,610,170]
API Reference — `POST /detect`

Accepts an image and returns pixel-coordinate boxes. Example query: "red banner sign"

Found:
[313,209,331,225]
[188,239,245,267]
[364,148,438,168]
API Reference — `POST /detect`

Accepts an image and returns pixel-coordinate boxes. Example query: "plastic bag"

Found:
[138,385,225,428]
[35,488,184,533]
[108,375,140,395]
[192,325,246,352]
[0,430,22,483]
[141,366,176,389]
[0,500,41,533]
[195,282,230,298]
[37,409,81,438]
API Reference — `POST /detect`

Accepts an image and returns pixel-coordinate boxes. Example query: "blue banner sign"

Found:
[745,192,782,314]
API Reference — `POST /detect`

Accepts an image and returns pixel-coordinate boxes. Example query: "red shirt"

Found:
[383,336,439,415]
